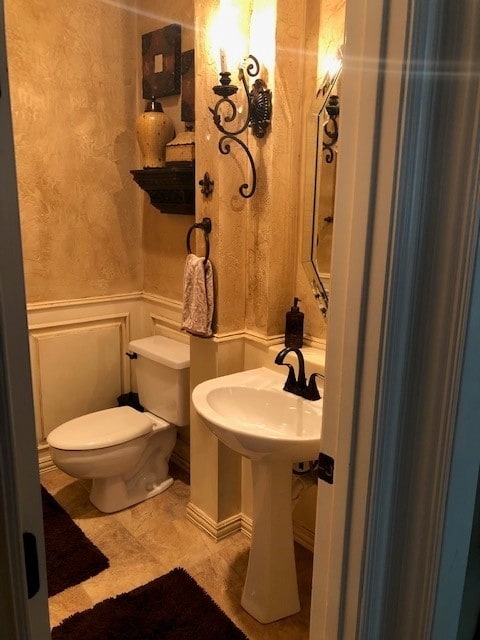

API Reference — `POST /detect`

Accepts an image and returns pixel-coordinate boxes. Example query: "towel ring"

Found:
[186,217,212,265]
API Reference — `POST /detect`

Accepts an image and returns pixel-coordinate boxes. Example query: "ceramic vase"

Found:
[136,98,174,168]
[165,129,195,165]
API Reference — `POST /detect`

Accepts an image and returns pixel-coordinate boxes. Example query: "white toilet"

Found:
[47,335,190,513]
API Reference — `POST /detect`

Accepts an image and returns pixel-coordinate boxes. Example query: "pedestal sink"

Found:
[192,367,322,623]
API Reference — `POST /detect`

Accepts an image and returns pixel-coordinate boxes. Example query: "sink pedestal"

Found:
[241,459,300,623]
[192,367,323,624]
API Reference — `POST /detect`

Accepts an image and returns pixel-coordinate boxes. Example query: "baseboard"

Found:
[41,426,313,552]
[294,522,315,552]
[186,503,313,553]
[241,514,252,538]
[186,502,243,541]
[29,293,319,551]
[38,443,56,474]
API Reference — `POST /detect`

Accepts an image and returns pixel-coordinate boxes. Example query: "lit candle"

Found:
[220,48,227,73]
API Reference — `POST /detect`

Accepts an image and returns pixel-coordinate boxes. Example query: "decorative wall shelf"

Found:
[130,165,194,214]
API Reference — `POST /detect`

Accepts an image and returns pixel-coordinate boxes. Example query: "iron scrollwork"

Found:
[322,95,339,163]
[209,55,272,199]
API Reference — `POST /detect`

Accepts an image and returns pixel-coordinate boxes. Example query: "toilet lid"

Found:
[47,406,154,451]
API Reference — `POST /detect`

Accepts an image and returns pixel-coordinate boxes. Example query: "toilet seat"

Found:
[47,406,154,451]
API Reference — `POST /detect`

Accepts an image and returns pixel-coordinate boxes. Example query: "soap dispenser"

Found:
[284,297,304,349]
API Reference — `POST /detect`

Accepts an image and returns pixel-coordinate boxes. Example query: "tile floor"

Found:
[41,463,313,639]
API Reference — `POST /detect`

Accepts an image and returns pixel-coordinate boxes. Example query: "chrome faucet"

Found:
[274,347,322,401]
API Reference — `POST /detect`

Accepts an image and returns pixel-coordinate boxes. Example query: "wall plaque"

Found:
[181,49,195,122]
[142,24,181,99]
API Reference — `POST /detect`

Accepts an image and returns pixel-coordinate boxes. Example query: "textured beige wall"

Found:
[138,0,197,302]
[192,0,250,335]
[194,0,310,338]
[6,0,338,338]
[189,0,332,532]
[245,0,307,337]
[193,0,330,339]
[318,0,346,70]
[5,0,142,303]
[295,0,345,341]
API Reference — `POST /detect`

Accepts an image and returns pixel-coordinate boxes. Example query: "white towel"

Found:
[181,254,214,337]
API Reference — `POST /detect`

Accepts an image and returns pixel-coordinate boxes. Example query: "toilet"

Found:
[47,335,190,513]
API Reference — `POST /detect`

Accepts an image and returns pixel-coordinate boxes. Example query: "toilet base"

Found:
[90,474,174,513]
[48,413,178,514]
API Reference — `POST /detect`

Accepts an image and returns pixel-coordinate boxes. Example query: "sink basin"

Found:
[192,367,322,461]
[192,366,323,624]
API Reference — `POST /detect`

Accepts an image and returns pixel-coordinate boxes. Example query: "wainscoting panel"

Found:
[142,293,188,343]
[29,293,189,472]
[30,314,130,441]
[29,293,317,547]
[142,293,190,471]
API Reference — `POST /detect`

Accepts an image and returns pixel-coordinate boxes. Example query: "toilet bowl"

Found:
[47,335,190,513]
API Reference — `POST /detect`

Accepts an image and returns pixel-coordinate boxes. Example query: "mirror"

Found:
[302,65,341,319]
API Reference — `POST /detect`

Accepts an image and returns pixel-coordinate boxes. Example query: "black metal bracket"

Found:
[318,452,335,484]
[322,95,339,163]
[23,532,40,599]
[186,217,212,264]
[199,172,214,198]
[130,166,194,214]
[209,55,272,199]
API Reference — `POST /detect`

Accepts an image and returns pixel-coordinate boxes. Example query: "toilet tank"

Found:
[128,336,190,426]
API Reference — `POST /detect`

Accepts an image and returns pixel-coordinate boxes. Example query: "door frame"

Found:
[2,0,479,637]
[310,0,480,637]
[0,1,51,637]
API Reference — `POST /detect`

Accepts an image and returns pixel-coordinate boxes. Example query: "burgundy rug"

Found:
[51,568,249,640]
[42,486,109,597]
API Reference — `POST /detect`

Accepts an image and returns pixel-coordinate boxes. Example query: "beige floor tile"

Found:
[40,468,82,495]
[192,547,312,640]
[81,515,157,564]
[47,482,99,521]
[214,531,251,582]
[42,464,313,638]
[48,584,93,629]
[135,516,219,574]
[185,547,245,590]
[112,489,179,536]
[81,558,166,605]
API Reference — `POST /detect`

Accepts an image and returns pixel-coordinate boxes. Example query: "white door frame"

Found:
[2,0,479,637]
[310,0,410,634]
[311,0,480,637]
[0,1,51,637]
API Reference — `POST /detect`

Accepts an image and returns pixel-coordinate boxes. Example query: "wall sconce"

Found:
[209,55,272,198]
[322,95,339,163]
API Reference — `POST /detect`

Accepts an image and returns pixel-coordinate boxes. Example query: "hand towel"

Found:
[181,254,214,337]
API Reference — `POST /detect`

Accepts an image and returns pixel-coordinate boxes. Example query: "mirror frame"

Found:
[302,66,341,319]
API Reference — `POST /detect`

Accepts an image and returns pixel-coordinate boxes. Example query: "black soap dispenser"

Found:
[285,297,304,348]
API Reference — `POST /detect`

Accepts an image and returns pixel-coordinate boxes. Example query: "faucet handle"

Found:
[277,363,297,393]
[305,372,323,401]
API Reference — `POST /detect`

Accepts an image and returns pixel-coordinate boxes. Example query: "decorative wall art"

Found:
[181,49,195,123]
[142,24,181,99]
